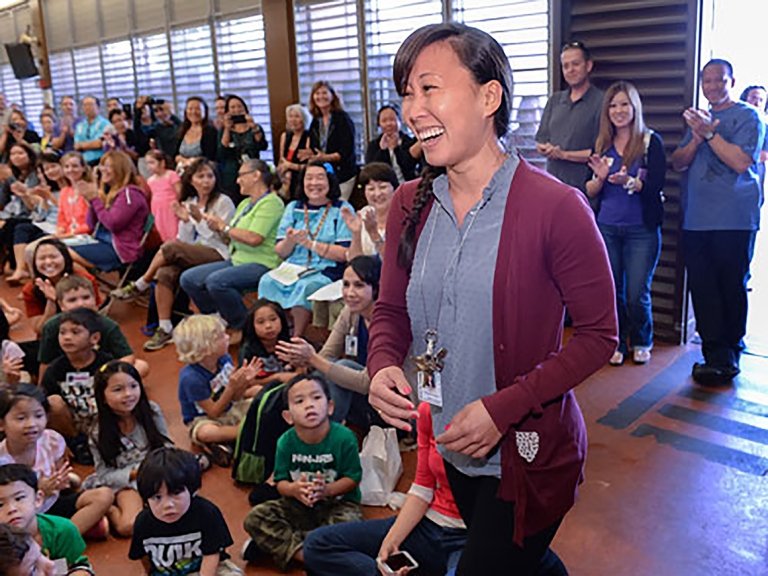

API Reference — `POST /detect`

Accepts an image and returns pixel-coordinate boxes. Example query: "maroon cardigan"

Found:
[368,158,617,544]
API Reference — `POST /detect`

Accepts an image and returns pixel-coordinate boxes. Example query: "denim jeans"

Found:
[598,223,660,354]
[303,514,466,576]
[179,260,268,330]
[326,359,372,426]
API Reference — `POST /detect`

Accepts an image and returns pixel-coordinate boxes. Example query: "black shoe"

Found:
[692,362,740,387]
[68,434,94,466]
[204,442,233,467]
[241,538,263,563]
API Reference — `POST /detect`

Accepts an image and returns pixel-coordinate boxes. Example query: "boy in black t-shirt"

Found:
[40,308,112,464]
[130,447,242,576]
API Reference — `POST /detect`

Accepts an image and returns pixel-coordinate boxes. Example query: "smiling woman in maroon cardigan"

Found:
[367,23,617,575]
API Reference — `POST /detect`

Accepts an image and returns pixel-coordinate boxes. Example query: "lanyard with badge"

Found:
[413,191,495,407]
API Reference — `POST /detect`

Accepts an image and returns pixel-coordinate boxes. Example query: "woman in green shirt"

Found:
[180,159,284,334]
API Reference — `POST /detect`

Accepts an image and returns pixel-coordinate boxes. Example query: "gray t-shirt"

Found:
[536,84,603,192]
[406,154,519,477]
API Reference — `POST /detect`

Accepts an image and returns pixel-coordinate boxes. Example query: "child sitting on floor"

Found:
[38,274,150,378]
[129,447,243,576]
[173,314,262,467]
[242,372,363,571]
[0,463,94,574]
[0,385,113,537]
[40,308,113,465]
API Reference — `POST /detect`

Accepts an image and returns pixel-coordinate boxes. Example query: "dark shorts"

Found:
[47,490,80,519]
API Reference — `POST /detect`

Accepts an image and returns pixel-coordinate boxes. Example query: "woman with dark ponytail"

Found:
[367,23,617,575]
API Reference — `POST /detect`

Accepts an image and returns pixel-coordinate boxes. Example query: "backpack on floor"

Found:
[232,379,291,484]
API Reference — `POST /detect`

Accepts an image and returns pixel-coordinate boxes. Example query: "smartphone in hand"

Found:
[377,551,419,575]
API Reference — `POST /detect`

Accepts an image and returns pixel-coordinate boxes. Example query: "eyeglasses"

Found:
[561,40,591,59]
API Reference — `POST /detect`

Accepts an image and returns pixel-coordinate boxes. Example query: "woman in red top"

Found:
[23,238,100,334]
[367,23,616,575]
[303,402,467,575]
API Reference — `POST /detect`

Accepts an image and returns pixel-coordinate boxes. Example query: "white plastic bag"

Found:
[359,426,403,506]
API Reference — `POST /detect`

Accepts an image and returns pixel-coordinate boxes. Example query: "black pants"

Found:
[444,462,568,576]
[682,229,756,368]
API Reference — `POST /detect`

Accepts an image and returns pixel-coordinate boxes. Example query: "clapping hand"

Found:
[285,227,309,247]
[362,208,379,239]
[341,206,362,235]
[35,278,57,302]
[171,200,190,222]
[683,107,720,140]
[202,212,225,231]
[9,181,28,197]
[275,337,315,368]
[75,179,99,201]
[39,461,73,496]
[608,165,630,186]
[587,155,611,181]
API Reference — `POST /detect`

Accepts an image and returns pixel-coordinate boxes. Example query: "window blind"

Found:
[132,33,173,104]
[102,40,137,104]
[169,24,216,114]
[72,46,105,102]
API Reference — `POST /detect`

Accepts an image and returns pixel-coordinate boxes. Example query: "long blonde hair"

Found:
[98,151,138,208]
[594,81,648,169]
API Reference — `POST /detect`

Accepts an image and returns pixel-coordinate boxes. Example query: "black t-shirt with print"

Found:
[129,496,233,575]
[40,350,112,421]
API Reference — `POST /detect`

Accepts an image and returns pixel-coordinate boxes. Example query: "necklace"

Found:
[303,202,332,264]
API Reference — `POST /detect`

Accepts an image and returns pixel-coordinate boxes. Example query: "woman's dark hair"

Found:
[179,157,222,211]
[739,85,768,111]
[178,96,210,142]
[241,298,290,363]
[225,94,249,115]
[392,23,513,268]
[8,142,38,179]
[241,158,280,192]
[296,159,341,204]
[0,384,50,419]
[376,103,400,126]
[308,81,343,118]
[31,238,75,305]
[40,150,63,165]
[346,255,382,300]
[108,109,125,122]
[137,447,201,502]
[94,360,170,468]
[356,162,399,192]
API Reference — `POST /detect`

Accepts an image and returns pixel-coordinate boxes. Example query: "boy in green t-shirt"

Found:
[0,464,93,575]
[243,372,363,571]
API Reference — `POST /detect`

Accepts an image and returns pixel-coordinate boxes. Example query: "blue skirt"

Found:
[258,269,332,311]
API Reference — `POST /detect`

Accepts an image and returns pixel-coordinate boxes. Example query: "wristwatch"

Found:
[704,130,715,141]
[223,225,232,236]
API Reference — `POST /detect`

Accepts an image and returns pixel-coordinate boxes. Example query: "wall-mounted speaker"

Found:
[4,43,39,80]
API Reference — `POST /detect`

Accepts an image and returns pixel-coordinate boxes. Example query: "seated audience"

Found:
[258,161,353,337]
[55,152,92,237]
[179,159,283,336]
[111,158,235,352]
[342,162,397,261]
[304,81,358,200]
[144,150,182,242]
[0,387,113,537]
[173,314,262,466]
[0,465,93,574]
[84,360,173,536]
[276,256,380,426]
[175,96,218,170]
[276,103,311,200]
[130,447,243,576]
[0,307,26,385]
[69,150,150,271]
[217,94,268,198]
[0,109,41,161]
[38,274,148,379]
[304,402,467,576]
[364,104,421,184]
[40,308,113,464]
[23,238,101,335]
[242,372,363,570]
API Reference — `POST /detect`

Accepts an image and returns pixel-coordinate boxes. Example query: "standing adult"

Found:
[217,94,268,200]
[535,41,603,202]
[303,81,358,201]
[364,104,421,184]
[0,109,41,161]
[174,96,218,171]
[367,23,616,575]
[276,103,311,201]
[585,82,665,366]
[52,95,77,152]
[671,59,765,386]
[739,85,768,192]
[0,93,10,135]
[73,96,110,167]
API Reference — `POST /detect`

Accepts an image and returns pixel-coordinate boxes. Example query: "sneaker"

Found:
[241,539,262,563]
[204,442,233,468]
[633,347,652,364]
[195,453,211,472]
[111,281,142,301]
[609,351,625,366]
[143,328,173,351]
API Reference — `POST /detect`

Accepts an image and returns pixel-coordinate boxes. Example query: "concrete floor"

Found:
[5,286,768,575]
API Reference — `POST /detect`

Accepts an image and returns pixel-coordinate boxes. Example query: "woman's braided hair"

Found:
[392,23,513,269]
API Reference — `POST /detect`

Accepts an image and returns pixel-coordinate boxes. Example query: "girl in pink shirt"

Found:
[57,152,92,237]
[145,150,181,241]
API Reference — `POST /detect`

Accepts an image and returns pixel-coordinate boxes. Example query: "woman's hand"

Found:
[341,206,362,235]
[171,200,190,222]
[189,203,204,223]
[275,337,315,368]
[435,399,502,459]
[380,133,398,151]
[285,227,308,247]
[296,148,314,162]
[377,538,411,576]
[369,366,418,431]
[202,212,225,231]
[9,181,28,197]
[362,209,379,239]
[75,179,99,201]
[35,278,57,302]
[223,114,234,131]
[587,154,610,182]
[607,165,630,186]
